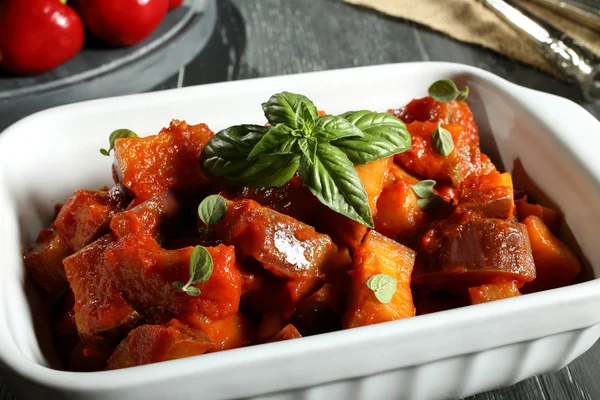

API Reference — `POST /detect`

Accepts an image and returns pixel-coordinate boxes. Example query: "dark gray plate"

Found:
[0,0,217,131]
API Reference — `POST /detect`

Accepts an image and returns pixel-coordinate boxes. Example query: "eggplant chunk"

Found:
[217,199,336,280]
[55,186,130,252]
[23,225,72,297]
[63,234,141,345]
[110,190,180,241]
[413,218,536,291]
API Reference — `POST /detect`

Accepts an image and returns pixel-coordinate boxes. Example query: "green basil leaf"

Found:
[298,143,373,228]
[313,115,363,142]
[411,180,436,199]
[428,79,459,103]
[198,194,227,227]
[245,154,300,187]
[201,124,300,187]
[202,124,267,159]
[298,137,318,164]
[335,111,411,165]
[100,128,138,156]
[262,91,318,128]
[172,281,186,291]
[185,286,201,296]
[432,120,454,156]
[417,194,446,213]
[189,245,213,285]
[366,274,397,304]
[248,124,297,159]
[296,102,316,131]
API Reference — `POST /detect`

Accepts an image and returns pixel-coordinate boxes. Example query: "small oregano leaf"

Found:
[411,179,436,199]
[189,246,214,285]
[198,195,227,228]
[185,286,201,297]
[428,80,459,102]
[100,128,138,156]
[428,79,469,103]
[431,120,454,156]
[366,274,397,304]
[173,245,214,297]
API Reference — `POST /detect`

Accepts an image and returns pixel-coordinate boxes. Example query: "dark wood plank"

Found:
[183,0,423,86]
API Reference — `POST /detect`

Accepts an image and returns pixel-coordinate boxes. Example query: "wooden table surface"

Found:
[1,0,599,399]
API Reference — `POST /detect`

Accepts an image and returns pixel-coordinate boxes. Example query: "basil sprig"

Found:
[173,245,214,297]
[428,79,469,103]
[200,92,411,228]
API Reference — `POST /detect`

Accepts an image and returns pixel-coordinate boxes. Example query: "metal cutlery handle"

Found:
[531,0,600,31]
[482,0,600,102]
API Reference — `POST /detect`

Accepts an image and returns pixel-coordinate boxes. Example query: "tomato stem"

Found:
[59,0,67,4]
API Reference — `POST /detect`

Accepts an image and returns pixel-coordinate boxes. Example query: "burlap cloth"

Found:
[345,0,600,76]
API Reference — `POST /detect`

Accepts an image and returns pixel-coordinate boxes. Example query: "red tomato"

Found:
[169,0,184,10]
[76,0,169,47]
[0,0,85,75]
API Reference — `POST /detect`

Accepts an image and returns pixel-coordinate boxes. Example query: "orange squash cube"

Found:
[114,120,214,201]
[189,312,256,352]
[469,281,521,304]
[343,231,416,328]
[515,196,561,235]
[521,216,582,293]
[106,324,213,370]
[319,157,393,248]
[268,324,302,342]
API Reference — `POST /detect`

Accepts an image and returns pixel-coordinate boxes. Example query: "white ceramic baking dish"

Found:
[1,62,600,400]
